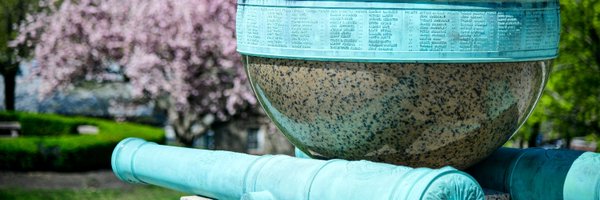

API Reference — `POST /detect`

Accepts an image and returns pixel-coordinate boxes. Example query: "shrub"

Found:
[0,112,91,136]
[0,112,164,171]
[19,113,88,136]
[0,112,18,121]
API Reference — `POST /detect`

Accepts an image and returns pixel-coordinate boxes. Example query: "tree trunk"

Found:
[1,65,17,111]
[163,99,209,146]
[518,137,524,148]
[528,122,541,148]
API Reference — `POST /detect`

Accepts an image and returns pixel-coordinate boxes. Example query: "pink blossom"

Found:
[12,0,256,122]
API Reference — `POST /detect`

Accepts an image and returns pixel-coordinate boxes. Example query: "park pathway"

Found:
[0,170,133,189]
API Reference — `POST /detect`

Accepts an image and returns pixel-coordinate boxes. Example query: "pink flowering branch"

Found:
[12,0,256,120]
[12,0,258,144]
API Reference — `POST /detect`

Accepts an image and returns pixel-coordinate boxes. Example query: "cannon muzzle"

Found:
[466,147,600,200]
[112,138,484,200]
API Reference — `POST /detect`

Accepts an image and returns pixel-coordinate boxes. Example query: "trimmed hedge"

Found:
[0,112,164,171]
[0,112,89,136]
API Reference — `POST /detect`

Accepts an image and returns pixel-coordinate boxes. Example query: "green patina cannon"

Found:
[297,147,600,200]
[111,138,485,200]
[111,138,600,200]
[466,147,600,200]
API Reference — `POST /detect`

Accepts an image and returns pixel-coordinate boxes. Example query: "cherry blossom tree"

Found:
[1,0,40,111]
[12,0,257,145]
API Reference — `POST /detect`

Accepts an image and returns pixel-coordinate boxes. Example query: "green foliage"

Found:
[0,0,39,65]
[7,112,90,136]
[0,112,164,171]
[0,186,188,200]
[0,111,18,121]
[516,0,600,147]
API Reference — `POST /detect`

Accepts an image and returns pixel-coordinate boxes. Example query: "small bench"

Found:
[0,121,20,137]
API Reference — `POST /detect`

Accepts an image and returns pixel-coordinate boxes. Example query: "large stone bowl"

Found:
[244,56,550,169]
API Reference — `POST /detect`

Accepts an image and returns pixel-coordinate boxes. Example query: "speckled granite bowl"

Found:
[244,56,550,169]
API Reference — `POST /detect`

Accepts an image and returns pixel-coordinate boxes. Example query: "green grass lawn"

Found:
[0,185,189,200]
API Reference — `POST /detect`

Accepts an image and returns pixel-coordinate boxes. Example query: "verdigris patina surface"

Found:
[237,0,559,169]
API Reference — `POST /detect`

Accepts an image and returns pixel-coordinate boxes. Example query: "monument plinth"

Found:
[110,0,600,199]
[237,0,558,169]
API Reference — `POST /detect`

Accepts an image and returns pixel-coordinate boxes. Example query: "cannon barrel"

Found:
[466,147,600,200]
[112,138,484,200]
